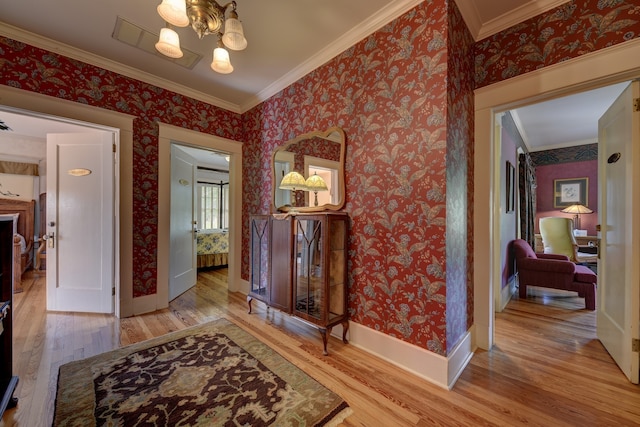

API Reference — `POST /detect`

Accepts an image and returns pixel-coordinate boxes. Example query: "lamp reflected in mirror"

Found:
[305,172,328,207]
[272,127,346,213]
[279,171,307,207]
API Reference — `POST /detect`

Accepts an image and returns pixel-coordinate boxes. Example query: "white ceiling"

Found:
[0,0,624,154]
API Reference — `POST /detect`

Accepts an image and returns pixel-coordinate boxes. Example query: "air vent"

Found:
[112,16,201,69]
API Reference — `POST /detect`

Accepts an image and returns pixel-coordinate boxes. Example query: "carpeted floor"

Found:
[53,318,352,426]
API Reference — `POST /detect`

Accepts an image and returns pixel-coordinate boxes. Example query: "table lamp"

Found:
[304,172,328,207]
[279,171,307,207]
[561,203,593,229]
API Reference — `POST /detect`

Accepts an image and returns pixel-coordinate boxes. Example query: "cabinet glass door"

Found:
[328,218,346,321]
[294,218,324,321]
[250,216,270,300]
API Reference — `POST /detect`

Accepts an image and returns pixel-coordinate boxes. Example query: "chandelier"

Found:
[155,0,248,74]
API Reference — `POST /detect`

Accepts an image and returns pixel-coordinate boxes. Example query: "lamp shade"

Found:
[222,15,247,51]
[279,171,307,190]
[305,172,328,192]
[211,46,233,74]
[155,27,183,58]
[157,0,189,27]
[561,204,593,214]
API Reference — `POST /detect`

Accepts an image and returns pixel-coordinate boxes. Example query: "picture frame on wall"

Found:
[506,161,515,213]
[554,177,588,208]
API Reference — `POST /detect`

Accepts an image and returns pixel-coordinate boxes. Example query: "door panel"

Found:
[597,81,640,384]
[169,145,197,300]
[46,132,114,313]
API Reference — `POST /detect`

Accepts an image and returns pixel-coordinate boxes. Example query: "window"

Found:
[198,181,228,230]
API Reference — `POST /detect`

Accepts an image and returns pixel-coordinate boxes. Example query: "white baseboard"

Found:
[132,294,164,316]
[499,275,517,311]
[342,322,475,389]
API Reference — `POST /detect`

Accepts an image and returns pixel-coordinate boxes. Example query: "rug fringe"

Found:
[323,407,354,427]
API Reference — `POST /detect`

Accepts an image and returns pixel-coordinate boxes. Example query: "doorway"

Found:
[169,143,230,301]
[474,39,640,370]
[0,106,121,315]
[156,123,243,312]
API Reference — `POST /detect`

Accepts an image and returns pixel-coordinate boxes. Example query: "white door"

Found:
[46,132,115,313]
[596,81,640,384]
[169,145,197,300]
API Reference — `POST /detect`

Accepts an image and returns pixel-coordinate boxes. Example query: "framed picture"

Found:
[554,177,588,208]
[506,161,515,213]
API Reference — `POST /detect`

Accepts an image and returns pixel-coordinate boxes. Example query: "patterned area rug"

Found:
[53,318,352,426]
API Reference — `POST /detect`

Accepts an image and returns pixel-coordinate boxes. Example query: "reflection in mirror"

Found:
[272,127,345,213]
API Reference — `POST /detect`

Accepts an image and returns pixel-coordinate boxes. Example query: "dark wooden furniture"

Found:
[0,218,18,416]
[0,198,36,292]
[248,212,349,355]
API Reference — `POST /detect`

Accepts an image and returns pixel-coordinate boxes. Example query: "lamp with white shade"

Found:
[561,203,593,230]
[279,171,307,207]
[305,172,328,207]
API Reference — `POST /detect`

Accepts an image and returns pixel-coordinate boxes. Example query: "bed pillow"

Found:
[0,213,19,235]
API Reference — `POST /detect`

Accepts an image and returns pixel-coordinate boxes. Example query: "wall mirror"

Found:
[272,127,346,213]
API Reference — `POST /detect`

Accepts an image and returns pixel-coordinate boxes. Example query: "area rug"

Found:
[53,318,352,426]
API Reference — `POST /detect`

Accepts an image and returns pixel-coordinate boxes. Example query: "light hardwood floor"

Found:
[2,269,639,426]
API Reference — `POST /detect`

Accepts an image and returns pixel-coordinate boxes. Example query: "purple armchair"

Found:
[513,239,597,310]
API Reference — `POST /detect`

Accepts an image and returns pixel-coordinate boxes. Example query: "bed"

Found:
[0,198,35,293]
[197,229,229,268]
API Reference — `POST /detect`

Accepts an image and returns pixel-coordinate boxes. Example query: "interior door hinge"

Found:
[633,338,640,352]
[634,98,640,112]
[113,143,117,153]
[112,287,116,296]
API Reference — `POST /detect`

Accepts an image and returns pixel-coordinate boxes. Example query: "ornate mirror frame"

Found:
[272,126,346,213]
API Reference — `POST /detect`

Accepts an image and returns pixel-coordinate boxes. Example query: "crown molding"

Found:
[240,0,423,112]
[0,22,242,114]
[456,0,570,41]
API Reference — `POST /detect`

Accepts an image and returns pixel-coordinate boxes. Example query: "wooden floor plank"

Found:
[1,269,638,426]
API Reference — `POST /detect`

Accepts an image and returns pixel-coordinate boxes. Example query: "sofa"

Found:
[513,239,597,310]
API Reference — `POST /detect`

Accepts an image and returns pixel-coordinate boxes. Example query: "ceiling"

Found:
[0,0,627,155]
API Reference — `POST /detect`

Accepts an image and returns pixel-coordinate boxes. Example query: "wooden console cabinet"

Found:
[0,218,18,416]
[248,212,349,355]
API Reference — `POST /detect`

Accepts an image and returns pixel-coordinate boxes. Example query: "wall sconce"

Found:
[305,172,328,207]
[561,203,593,229]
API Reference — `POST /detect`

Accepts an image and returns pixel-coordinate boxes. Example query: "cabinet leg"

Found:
[341,320,349,344]
[247,296,253,314]
[319,328,329,356]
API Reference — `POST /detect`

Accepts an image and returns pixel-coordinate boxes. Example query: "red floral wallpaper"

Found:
[475,0,640,88]
[1,0,631,357]
[0,37,243,297]
[243,1,474,354]
[445,0,475,349]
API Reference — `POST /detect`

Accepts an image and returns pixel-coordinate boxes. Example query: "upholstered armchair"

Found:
[539,217,579,262]
[513,239,597,310]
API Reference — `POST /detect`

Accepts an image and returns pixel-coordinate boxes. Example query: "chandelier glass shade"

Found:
[155,27,184,58]
[211,36,233,74]
[155,0,247,73]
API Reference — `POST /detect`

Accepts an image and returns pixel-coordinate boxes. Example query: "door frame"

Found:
[474,38,640,350]
[0,85,133,317]
[153,122,243,312]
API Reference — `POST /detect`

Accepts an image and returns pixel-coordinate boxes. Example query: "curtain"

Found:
[518,153,536,249]
[0,160,39,176]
